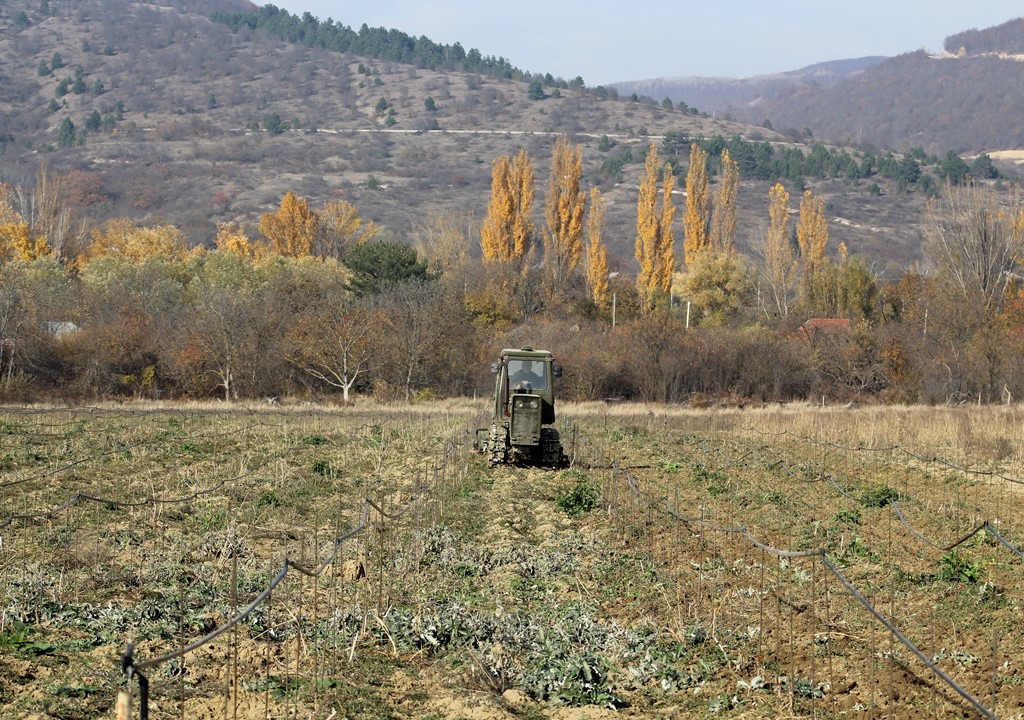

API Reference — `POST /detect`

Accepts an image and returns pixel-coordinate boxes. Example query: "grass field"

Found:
[1,401,1023,719]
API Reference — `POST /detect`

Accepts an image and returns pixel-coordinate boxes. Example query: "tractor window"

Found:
[507,359,547,391]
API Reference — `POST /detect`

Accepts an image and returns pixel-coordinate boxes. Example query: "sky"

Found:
[269,1,1023,86]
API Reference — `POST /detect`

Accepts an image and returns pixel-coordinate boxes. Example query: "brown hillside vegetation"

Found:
[0,0,1006,271]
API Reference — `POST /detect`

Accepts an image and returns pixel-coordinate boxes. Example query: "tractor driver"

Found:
[509,359,546,391]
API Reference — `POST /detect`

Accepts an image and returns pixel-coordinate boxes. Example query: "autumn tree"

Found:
[757,183,796,317]
[1,164,74,259]
[684,247,752,327]
[314,198,379,260]
[924,183,1024,312]
[214,222,257,260]
[177,253,275,400]
[411,211,472,276]
[0,216,49,263]
[280,262,375,402]
[259,191,317,257]
[710,149,739,254]
[0,257,71,387]
[585,187,610,309]
[78,218,187,268]
[480,148,535,265]
[76,252,188,396]
[796,189,829,309]
[635,143,675,301]
[542,135,586,297]
[683,143,710,264]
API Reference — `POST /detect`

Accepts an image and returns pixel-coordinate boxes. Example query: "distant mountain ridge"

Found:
[613,18,1024,154]
[610,56,888,119]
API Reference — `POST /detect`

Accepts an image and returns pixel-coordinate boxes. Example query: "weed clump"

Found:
[555,472,599,518]
[937,551,983,583]
[859,485,900,508]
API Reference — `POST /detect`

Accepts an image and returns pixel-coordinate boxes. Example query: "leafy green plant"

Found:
[310,458,336,476]
[556,473,599,518]
[256,489,281,507]
[937,551,983,583]
[860,485,900,508]
[834,508,862,525]
[0,622,57,657]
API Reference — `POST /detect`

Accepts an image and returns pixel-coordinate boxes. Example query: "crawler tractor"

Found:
[474,347,567,468]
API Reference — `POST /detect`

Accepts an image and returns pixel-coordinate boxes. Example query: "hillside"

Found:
[610,56,888,122]
[0,0,1013,271]
[726,18,1024,154]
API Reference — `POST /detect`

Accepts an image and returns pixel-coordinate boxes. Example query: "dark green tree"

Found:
[939,151,971,186]
[374,96,389,114]
[345,241,430,295]
[263,112,286,134]
[51,51,64,69]
[57,117,76,147]
[38,60,50,76]
[972,153,998,180]
[528,79,545,100]
[424,96,436,111]
[71,67,87,94]
[85,109,101,132]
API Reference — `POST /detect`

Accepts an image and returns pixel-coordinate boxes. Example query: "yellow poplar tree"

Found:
[585,187,610,309]
[796,189,829,305]
[481,148,535,264]
[763,183,796,316]
[711,149,739,254]
[683,143,710,264]
[259,191,317,257]
[543,135,586,291]
[635,143,675,299]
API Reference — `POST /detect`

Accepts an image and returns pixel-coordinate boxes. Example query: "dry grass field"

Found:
[2,401,1024,719]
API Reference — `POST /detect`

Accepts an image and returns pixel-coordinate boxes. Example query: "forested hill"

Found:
[207,4,563,85]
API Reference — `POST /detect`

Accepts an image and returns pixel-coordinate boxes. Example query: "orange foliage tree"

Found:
[585,187,610,309]
[315,198,379,260]
[796,189,829,306]
[635,143,675,301]
[542,135,586,295]
[78,218,187,268]
[259,192,317,257]
[481,148,535,265]
[711,149,739,254]
[683,143,710,264]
